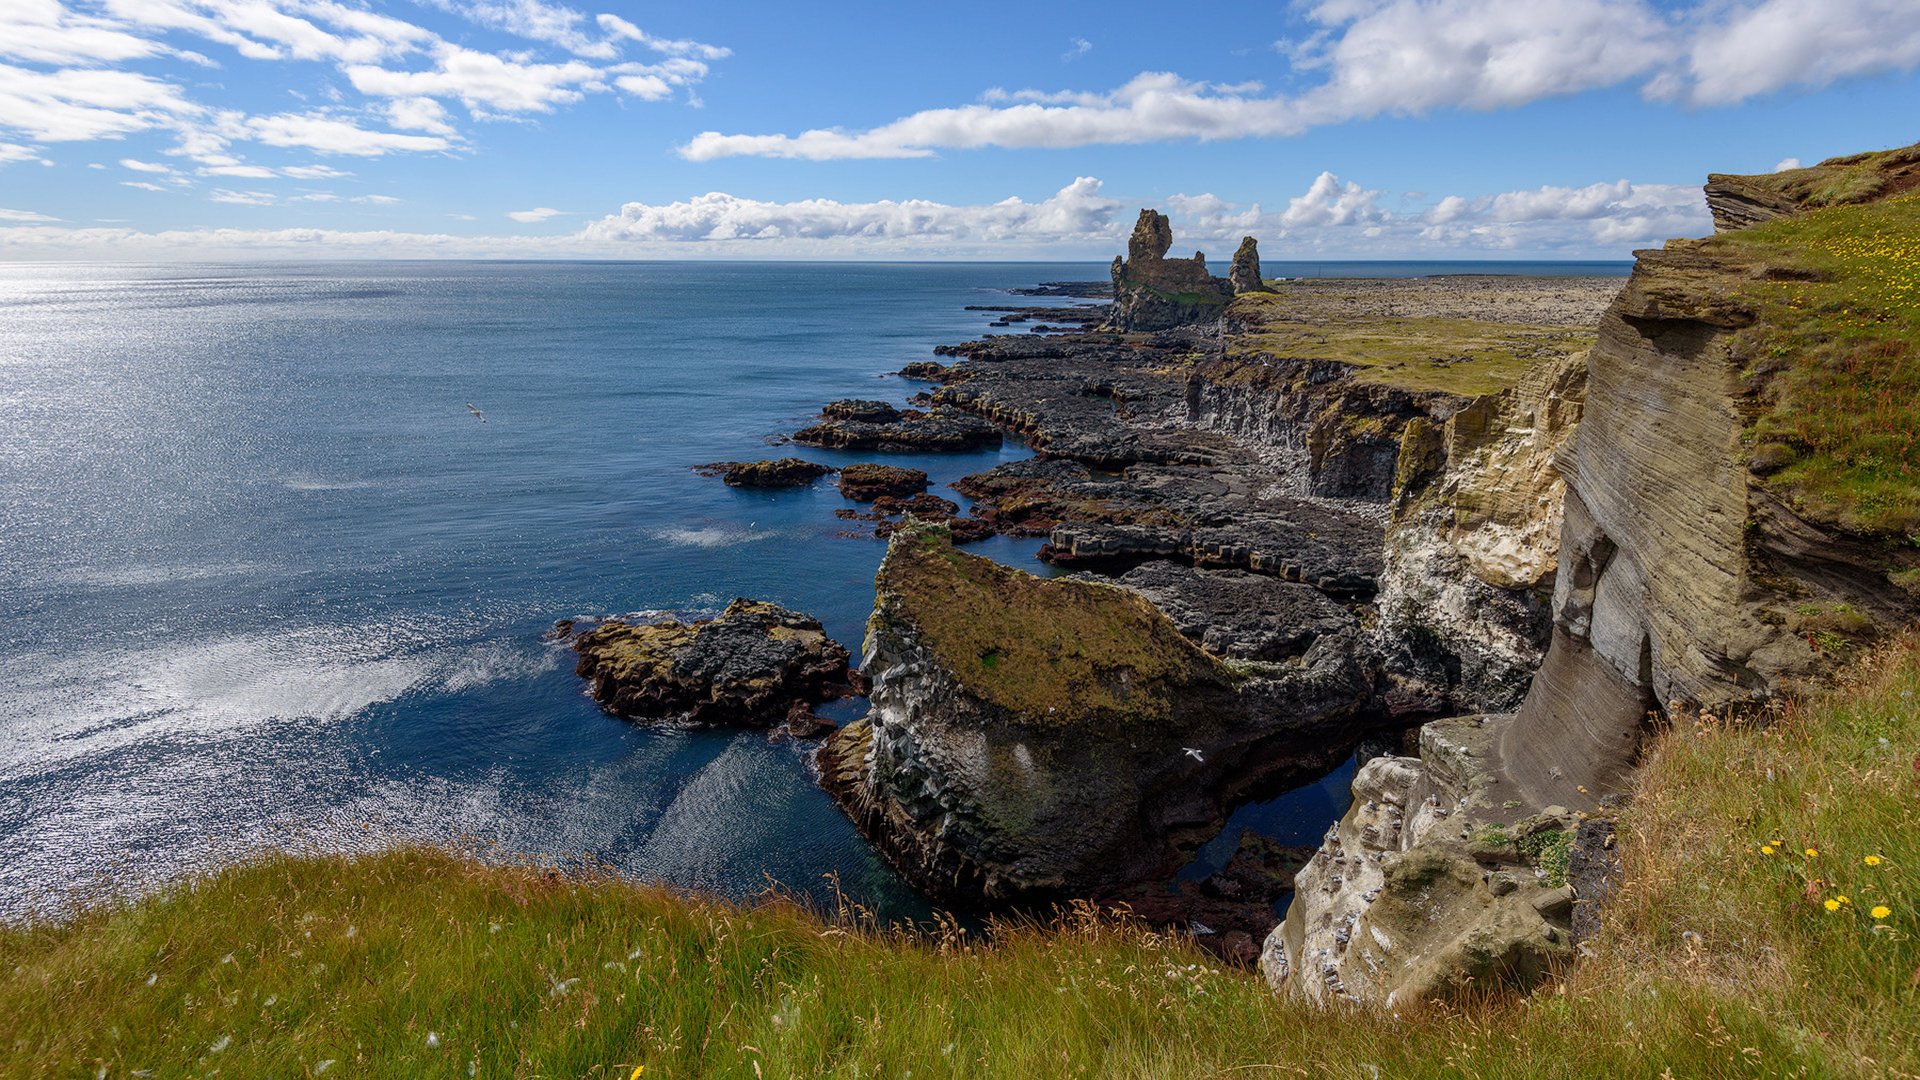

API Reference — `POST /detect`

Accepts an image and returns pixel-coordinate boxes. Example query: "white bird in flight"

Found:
[466,402,486,423]
[1183,747,1205,762]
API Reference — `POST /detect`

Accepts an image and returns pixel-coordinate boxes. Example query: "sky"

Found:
[0,0,1916,261]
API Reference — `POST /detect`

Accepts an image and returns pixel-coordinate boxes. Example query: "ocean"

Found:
[0,259,1629,923]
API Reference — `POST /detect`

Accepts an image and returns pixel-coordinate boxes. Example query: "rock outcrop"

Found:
[694,458,834,488]
[794,403,1002,452]
[1106,210,1234,332]
[1375,351,1588,714]
[820,522,1371,903]
[837,464,929,501]
[1229,236,1268,294]
[1259,713,1577,1006]
[574,600,853,726]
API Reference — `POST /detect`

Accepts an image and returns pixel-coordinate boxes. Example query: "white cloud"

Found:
[507,206,562,222]
[209,187,274,204]
[281,163,349,179]
[1773,157,1802,172]
[1679,0,1920,106]
[119,156,175,173]
[3,170,1715,260]
[386,96,454,135]
[0,0,169,66]
[579,177,1122,245]
[0,207,60,222]
[235,111,452,155]
[680,0,1920,160]
[0,142,50,166]
[120,179,166,190]
[201,162,277,177]
[1063,37,1092,62]
[0,62,199,142]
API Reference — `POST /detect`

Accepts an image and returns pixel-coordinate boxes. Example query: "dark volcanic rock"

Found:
[1102,561,1358,661]
[1229,236,1268,294]
[574,599,852,727]
[1107,209,1235,332]
[837,463,929,501]
[794,407,1002,453]
[694,458,835,488]
[820,399,901,423]
[819,522,1372,904]
[896,360,953,382]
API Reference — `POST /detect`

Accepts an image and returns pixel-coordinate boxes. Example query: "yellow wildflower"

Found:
[1760,845,1775,855]
[1865,855,1884,866]
[1805,848,1820,858]
[1837,895,1851,905]
[1824,899,1841,912]
[1871,906,1892,920]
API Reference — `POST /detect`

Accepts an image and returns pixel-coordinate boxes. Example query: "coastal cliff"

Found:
[1264,143,1920,1005]
[1107,209,1237,331]
[820,521,1370,902]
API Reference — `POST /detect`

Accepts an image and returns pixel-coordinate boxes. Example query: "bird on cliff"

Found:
[466,402,486,423]
[1183,747,1205,762]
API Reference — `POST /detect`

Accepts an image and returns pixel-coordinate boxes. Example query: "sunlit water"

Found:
[0,259,1624,924]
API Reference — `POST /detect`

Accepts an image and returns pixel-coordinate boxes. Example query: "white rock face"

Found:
[1261,715,1576,1007]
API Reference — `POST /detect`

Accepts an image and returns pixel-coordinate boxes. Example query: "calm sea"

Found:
[0,259,1629,922]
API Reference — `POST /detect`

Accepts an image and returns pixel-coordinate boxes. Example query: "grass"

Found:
[7,639,1920,1077]
[1711,188,1920,535]
[871,523,1232,728]
[1225,297,1593,397]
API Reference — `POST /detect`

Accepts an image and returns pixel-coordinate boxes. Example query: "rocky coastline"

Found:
[583,154,1920,992]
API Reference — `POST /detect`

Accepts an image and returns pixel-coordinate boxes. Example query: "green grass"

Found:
[7,639,1920,1078]
[1713,189,1920,535]
[1225,299,1593,397]
[870,523,1233,727]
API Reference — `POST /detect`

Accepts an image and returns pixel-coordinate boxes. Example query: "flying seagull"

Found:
[1183,747,1205,762]
[466,402,486,423]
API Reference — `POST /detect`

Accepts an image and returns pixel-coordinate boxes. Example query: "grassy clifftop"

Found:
[871,522,1234,728]
[1714,183,1920,535]
[7,635,1918,1077]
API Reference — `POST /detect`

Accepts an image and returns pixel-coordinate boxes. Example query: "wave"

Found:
[644,524,778,549]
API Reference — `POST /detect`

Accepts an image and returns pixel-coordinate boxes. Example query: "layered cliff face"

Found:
[1267,143,1920,1007]
[1107,210,1237,331]
[820,522,1370,903]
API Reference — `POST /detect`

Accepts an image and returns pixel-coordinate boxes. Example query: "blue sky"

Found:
[1,0,1916,259]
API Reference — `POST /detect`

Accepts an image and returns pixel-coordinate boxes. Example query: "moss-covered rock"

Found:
[694,458,834,488]
[836,463,929,501]
[821,522,1371,902]
[574,600,853,727]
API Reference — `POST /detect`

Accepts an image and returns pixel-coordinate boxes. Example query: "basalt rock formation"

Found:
[836,463,929,501]
[1229,236,1268,295]
[694,458,835,488]
[1106,210,1235,331]
[574,600,853,727]
[818,522,1371,903]
[794,401,1002,452]
[1264,143,1920,1007]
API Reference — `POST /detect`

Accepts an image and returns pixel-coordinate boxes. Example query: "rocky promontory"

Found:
[819,521,1371,903]
[1107,209,1236,331]
[574,600,854,728]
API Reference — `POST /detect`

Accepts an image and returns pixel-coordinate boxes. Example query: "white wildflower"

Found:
[314,1059,336,1074]
[208,1034,231,1053]
[426,1032,440,1048]
[550,977,580,998]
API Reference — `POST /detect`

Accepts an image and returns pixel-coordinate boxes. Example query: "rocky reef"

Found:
[1106,209,1236,331]
[819,522,1370,903]
[794,400,1002,452]
[694,458,834,488]
[837,463,929,501]
[574,600,854,728]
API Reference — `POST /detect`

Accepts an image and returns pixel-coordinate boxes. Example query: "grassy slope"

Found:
[1226,291,1594,398]
[1715,189,1920,536]
[6,637,1918,1078]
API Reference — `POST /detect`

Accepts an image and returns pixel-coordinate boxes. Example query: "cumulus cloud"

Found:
[578,177,1121,246]
[3,170,1714,260]
[680,0,1920,160]
[0,0,723,170]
